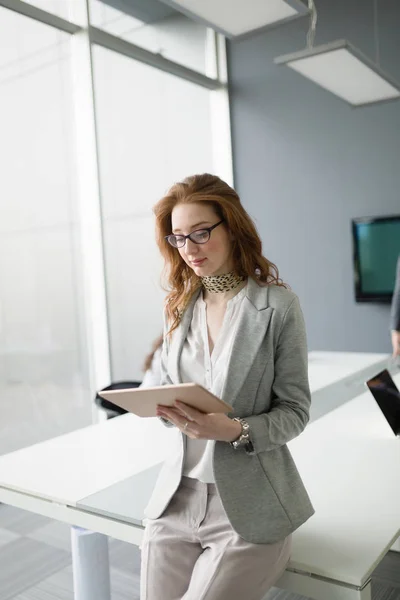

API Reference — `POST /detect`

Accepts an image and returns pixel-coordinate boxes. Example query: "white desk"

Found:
[308,351,389,421]
[278,371,400,600]
[308,352,389,392]
[0,352,398,600]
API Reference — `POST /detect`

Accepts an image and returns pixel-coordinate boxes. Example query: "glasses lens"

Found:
[167,235,184,248]
[190,230,210,244]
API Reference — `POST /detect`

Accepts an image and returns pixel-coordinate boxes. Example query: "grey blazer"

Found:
[144,277,315,544]
[390,256,400,331]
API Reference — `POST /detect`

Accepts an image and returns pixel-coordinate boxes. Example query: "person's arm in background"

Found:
[140,346,162,388]
[139,333,164,388]
[390,256,400,358]
[141,318,175,428]
[157,315,176,427]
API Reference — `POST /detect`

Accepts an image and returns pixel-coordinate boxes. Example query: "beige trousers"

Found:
[140,477,291,600]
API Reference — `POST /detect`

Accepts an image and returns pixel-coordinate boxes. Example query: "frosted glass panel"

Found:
[93,45,214,380]
[0,7,91,454]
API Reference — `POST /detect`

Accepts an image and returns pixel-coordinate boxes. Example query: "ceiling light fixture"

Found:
[158,0,309,38]
[274,0,400,106]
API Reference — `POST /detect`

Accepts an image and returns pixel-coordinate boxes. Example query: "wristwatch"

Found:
[230,417,254,454]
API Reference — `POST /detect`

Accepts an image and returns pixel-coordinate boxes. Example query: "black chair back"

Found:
[95,381,142,416]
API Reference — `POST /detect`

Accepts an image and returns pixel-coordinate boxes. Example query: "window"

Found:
[93,45,215,379]
[0,7,91,453]
[0,0,231,441]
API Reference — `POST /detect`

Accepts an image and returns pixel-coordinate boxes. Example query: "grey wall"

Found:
[227,0,400,353]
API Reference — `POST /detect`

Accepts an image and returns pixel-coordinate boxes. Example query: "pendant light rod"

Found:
[306,0,317,49]
[373,0,381,66]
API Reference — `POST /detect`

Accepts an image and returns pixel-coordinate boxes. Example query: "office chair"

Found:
[95,381,142,419]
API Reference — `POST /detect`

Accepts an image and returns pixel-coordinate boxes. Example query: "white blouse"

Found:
[180,284,247,483]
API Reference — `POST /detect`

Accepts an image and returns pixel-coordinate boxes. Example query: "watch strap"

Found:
[230,417,254,453]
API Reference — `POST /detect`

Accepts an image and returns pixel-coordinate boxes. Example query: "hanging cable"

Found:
[373,0,381,66]
[306,0,318,48]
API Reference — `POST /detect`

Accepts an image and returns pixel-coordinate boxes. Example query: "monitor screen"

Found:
[352,215,400,302]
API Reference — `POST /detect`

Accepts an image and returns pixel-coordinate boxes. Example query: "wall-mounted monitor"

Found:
[352,214,400,303]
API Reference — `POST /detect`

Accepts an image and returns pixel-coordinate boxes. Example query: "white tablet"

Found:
[98,383,233,418]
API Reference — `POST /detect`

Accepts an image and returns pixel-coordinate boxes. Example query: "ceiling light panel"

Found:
[275,40,400,106]
[159,0,307,37]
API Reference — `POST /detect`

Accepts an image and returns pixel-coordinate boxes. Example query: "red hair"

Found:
[154,173,287,333]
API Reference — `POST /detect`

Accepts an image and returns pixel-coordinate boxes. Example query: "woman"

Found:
[141,174,314,600]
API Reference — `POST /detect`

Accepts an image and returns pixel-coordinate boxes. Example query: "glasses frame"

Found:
[165,219,225,248]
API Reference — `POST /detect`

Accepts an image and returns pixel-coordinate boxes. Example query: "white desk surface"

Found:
[0,351,387,507]
[288,370,400,586]
[308,351,388,392]
[0,352,398,588]
[0,413,171,505]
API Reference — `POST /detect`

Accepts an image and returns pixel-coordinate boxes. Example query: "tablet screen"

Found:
[366,369,400,436]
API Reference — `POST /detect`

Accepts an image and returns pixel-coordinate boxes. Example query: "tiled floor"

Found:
[0,505,141,600]
[0,504,399,600]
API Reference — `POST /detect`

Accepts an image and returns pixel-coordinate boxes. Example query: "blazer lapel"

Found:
[168,279,272,405]
[168,288,202,384]
[221,279,273,407]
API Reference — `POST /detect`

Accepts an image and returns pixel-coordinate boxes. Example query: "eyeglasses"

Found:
[165,220,224,249]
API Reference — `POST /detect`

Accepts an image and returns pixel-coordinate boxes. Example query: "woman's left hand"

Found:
[156,401,242,443]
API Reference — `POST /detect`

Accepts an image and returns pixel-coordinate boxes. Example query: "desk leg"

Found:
[71,526,111,600]
[275,570,372,600]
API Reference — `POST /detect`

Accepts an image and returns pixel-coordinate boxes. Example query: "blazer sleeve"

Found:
[390,256,400,332]
[245,296,311,454]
